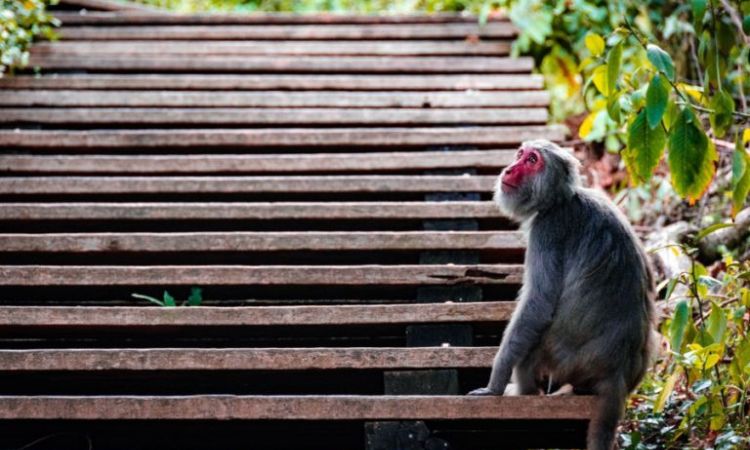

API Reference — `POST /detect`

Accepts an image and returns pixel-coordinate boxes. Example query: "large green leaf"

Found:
[708,89,735,138]
[667,108,717,204]
[606,43,622,96]
[669,299,691,353]
[626,109,667,184]
[647,44,675,81]
[646,74,670,129]
[732,133,750,216]
[692,0,707,33]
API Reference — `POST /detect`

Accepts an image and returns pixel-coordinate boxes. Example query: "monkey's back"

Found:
[531,188,654,391]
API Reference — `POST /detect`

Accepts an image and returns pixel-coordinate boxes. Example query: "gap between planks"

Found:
[0,302,515,326]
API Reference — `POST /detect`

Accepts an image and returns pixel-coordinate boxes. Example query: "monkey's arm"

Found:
[469,231,564,396]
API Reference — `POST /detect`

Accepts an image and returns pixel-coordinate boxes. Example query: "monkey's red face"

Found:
[500,147,545,192]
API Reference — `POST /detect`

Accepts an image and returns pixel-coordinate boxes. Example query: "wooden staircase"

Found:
[0,2,592,448]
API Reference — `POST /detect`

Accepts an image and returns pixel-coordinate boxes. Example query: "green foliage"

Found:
[625,110,666,184]
[0,0,58,76]
[667,107,717,204]
[623,244,750,449]
[132,287,203,307]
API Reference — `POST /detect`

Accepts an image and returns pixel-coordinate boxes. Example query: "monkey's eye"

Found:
[527,154,538,164]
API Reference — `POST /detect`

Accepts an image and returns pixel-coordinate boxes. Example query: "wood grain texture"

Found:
[0,264,524,285]
[0,395,595,420]
[0,90,549,107]
[0,108,547,125]
[0,202,501,220]
[0,126,565,148]
[31,40,512,56]
[0,74,544,90]
[0,150,517,173]
[57,23,516,40]
[0,231,523,252]
[0,302,515,326]
[28,55,532,73]
[0,347,496,370]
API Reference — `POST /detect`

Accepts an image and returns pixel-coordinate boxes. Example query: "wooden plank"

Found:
[0,90,549,107]
[0,231,522,252]
[0,264,524,285]
[0,347,497,371]
[0,202,500,220]
[31,40,512,56]
[0,302,515,326]
[57,23,517,40]
[0,395,595,420]
[0,175,498,194]
[0,150,517,173]
[0,126,565,148]
[52,12,507,25]
[0,108,548,125]
[29,55,531,73]
[0,74,545,90]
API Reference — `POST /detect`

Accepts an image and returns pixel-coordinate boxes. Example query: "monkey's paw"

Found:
[467,387,501,396]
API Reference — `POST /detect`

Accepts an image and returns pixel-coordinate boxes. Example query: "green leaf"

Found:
[585,32,605,57]
[163,290,176,307]
[646,74,670,129]
[692,0,707,33]
[187,287,203,306]
[647,44,675,81]
[670,300,691,353]
[706,303,727,344]
[606,43,622,96]
[131,293,164,307]
[732,137,750,216]
[654,368,681,413]
[626,110,667,184]
[744,15,750,35]
[709,90,735,138]
[695,223,734,241]
[668,108,718,204]
[607,91,621,123]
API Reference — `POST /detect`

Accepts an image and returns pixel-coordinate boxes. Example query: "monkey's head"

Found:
[494,139,581,221]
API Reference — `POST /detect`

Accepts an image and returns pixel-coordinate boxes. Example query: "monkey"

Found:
[468,140,655,450]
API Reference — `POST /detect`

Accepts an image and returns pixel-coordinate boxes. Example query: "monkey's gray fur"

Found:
[469,140,655,450]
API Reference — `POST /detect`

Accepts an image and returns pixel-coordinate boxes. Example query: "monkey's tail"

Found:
[586,378,627,450]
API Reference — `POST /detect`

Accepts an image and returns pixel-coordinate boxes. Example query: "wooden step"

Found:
[0,150,516,173]
[0,395,595,420]
[0,107,547,125]
[52,12,507,25]
[0,202,500,220]
[28,55,532,73]
[0,347,496,371]
[31,40,513,56]
[57,23,516,40]
[0,74,544,90]
[0,231,522,252]
[0,90,549,107]
[0,126,564,148]
[0,176,498,194]
[0,264,524,286]
[0,302,513,326]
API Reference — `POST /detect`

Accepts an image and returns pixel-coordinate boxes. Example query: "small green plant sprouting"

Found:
[131,287,203,307]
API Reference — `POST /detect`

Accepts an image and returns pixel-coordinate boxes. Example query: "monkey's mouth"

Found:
[501,181,518,190]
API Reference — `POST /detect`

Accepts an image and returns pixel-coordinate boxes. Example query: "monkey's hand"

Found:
[467,387,502,396]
